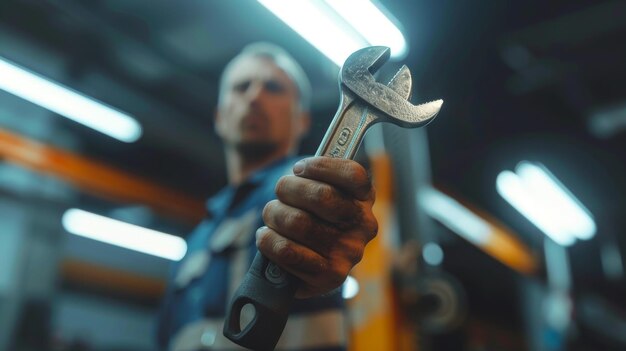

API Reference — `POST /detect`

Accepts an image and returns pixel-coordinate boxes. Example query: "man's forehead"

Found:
[226,56,294,85]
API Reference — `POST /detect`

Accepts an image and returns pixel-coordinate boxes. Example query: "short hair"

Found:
[218,42,312,111]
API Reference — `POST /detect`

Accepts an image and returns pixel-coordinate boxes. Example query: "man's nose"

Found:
[244,81,264,103]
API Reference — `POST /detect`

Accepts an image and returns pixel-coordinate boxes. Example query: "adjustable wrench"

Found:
[224,46,443,350]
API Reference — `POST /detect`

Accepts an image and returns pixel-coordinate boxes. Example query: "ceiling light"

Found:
[516,162,596,240]
[62,208,186,260]
[0,57,142,143]
[496,162,596,246]
[257,0,407,66]
[323,0,407,58]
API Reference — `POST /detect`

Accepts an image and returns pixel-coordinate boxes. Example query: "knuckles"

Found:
[343,162,368,185]
[272,239,299,264]
[264,159,379,297]
[310,182,334,204]
[263,200,313,234]
[309,261,347,291]
[334,238,366,267]
[348,244,365,266]
[327,267,348,289]
[256,228,300,266]
[274,175,290,197]
[283,209,309,232]
[364,215,379,242]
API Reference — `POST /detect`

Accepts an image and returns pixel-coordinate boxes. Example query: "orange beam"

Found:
[60,259,166,300]
[0,128,205,222]
[438,187,539,275]
[470,206,539,275]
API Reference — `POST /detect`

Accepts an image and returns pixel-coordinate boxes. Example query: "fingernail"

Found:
[293,159,306,175]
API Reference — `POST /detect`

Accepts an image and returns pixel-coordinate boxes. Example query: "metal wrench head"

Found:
[341,46,443,128]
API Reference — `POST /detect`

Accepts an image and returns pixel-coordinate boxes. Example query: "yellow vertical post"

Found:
[347,153,416,351]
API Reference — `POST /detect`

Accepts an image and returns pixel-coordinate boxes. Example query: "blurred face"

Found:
[215,56,309,158]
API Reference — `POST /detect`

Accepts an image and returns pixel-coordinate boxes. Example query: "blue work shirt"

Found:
[157,157,346,351]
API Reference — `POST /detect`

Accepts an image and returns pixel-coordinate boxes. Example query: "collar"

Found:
[205,156,299,216]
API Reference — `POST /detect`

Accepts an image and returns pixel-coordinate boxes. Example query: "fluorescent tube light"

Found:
[257,0,407,66]
[497,170,575,246]
[496,162,596,246]
[324,0,407,58]
[419,187,492,245]
[517,162,596,240]
[0,57,142,143]
[62,208,187,260]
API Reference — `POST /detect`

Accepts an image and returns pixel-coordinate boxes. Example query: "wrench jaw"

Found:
[340,46,444,126]
[341,46,390,87]
[365,65,442,129]
[320,55,443,159]
[388,65,412,102]
[390,98,443,128]
[413,99,444,124]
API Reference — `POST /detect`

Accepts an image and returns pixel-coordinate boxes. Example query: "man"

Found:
[157,43,378,350]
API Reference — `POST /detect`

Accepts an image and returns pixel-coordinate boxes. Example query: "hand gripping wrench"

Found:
[224,46,443,350]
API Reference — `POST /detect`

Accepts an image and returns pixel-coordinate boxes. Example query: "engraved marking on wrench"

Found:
[337,128,351,146]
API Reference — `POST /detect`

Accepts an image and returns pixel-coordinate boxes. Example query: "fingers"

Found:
[274,176,360,226]
[292,157,374,201]
[256,226,351,298]
[262,200,340,254]
[260,199,375,298]
[255,226,327,276]
[254,156,379,298]
[262,200,376,261]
